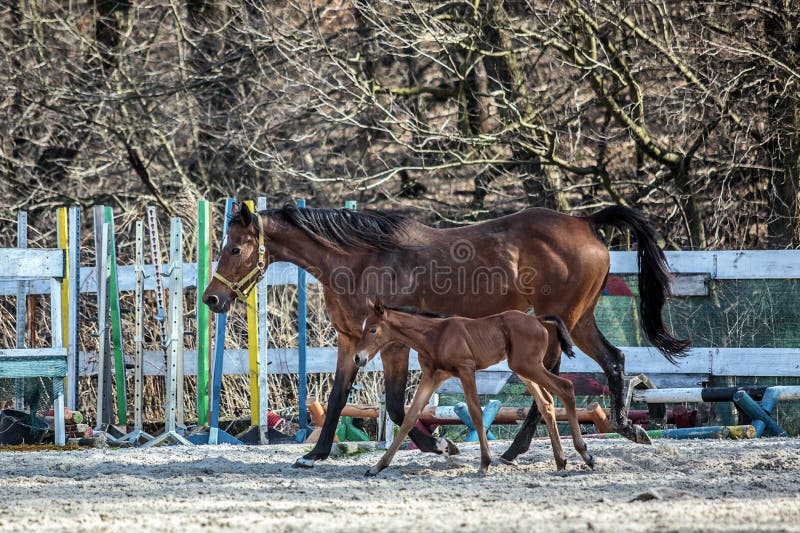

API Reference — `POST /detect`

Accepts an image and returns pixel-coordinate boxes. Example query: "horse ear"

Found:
[239,202,252,227]
[373,298,385,315]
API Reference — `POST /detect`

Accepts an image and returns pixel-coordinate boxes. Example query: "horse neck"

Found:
[261,215,347,280]
[383,311,441,355]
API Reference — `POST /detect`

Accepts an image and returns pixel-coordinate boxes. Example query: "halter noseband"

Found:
[212,215,267,302]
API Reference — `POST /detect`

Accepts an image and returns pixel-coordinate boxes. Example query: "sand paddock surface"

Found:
[1,438,798,532]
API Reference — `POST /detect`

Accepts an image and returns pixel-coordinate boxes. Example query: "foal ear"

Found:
[373,298,385,315]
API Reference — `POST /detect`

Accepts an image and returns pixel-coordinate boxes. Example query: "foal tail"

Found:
[539,315,575,359]
[586,205,691,364]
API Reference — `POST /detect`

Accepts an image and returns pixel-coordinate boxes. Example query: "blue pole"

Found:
[734,389,787,437]
[209,198,235,444]
[296,198,309,442]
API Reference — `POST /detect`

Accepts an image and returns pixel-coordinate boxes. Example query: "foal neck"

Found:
[384,310,442,354]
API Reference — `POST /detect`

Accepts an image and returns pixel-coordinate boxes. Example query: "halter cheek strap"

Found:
[212,221,267,302]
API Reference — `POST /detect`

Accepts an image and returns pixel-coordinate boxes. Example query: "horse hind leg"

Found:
[571,316,651,445]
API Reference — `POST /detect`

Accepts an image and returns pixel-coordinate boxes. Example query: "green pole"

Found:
[104,206,128,426]
[196,200,211,426]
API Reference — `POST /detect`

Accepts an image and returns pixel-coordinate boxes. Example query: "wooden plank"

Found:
[671,274,708,297]
[611,250,800,279]
[5,249,800,297]
[711,348,800,377]
[0,249,65,279]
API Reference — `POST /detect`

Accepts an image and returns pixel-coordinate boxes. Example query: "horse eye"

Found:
[369,327,377,334]
[232,247,241,255]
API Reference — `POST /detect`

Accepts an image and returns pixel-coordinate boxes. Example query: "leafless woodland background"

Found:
[0,1,799,423]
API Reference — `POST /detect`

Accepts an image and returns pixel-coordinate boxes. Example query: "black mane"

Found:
[384,304,449,319]
[232,205,408,251]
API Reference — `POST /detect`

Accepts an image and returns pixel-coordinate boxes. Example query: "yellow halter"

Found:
[212,217,267,302]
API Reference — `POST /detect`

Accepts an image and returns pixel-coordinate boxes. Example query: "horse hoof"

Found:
[499,456,517,466]
[633,425,652,445]
[436,437,460,461]
[365,467,381,477]
[585,454,595,470]
[293,457,315,469]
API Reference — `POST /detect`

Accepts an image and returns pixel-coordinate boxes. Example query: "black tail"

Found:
[539,315,575,359]
[587,205,691,363]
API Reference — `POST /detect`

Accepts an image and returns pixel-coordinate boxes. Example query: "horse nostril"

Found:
[204,294,219,307]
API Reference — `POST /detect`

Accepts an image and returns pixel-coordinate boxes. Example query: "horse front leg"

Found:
[382,343,459,456]
[294,334,358,468]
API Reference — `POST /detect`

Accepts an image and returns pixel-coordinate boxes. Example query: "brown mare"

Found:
[202,202,688,468]
[354,300,594,476]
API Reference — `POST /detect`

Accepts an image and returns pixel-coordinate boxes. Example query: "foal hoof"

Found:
[365,466,382,477]
[585,454,596,470]
[292,457,315,469]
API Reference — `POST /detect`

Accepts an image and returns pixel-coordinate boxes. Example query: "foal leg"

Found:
[500,354,560,465]
[524,380,567,471]
[457,366,492,475]
[382,343,458,456]
[533,368,594,469]
[366,370,448,477]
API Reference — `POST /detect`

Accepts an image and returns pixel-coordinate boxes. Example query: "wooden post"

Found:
[244,199,260,428]
[93,216,112,429]
[295,198,309,442]
[14,212,27,410]
[66,207,80,410]
[256,196,270,444]
[104,207,128,425]
[196,200,211,427]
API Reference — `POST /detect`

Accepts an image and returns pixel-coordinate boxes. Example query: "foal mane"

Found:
[232,206,409,251]
[384,304,449,319]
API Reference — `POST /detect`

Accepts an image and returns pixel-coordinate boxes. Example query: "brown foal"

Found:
[354,299,594,476]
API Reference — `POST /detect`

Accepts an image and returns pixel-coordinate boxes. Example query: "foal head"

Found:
[353,298,392,367]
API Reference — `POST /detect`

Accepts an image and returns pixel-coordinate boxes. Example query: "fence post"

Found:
[295,198,310,442]
[196,200,211,427]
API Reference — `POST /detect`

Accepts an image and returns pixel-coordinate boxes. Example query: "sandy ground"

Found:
[0,437,798,532]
